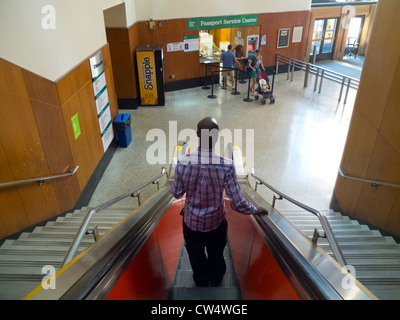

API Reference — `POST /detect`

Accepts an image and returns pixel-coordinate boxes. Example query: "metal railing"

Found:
[250,169,347,267]
[0,166,79,189]
[61,167,168,267]
[339,168,400,189]
[276,54,360,105]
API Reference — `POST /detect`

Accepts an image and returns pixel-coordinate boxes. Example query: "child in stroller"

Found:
[254,70,275,104]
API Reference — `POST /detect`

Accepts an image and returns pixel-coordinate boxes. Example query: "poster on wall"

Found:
[261,34,267,46]
[184,35,199,53]
[89,51,114,152]
[292,26,303,43]
[167,42,184,52]
[277,28,290,48]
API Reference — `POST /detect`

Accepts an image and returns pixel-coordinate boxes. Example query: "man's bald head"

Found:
[197,117,219,149]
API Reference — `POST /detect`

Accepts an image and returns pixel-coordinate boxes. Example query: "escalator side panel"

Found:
[244,229,300,300]
[226,202,300,300]
[105,199,184,300]
[225,203,257,293]
[155,199,185,286]
[105,231,167,300]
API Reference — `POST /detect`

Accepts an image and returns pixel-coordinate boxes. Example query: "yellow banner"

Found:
[137,51,158,105]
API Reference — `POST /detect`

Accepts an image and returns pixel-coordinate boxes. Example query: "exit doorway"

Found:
[310,18,338,62]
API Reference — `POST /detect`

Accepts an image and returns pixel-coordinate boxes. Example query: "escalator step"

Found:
[168,241,242,300]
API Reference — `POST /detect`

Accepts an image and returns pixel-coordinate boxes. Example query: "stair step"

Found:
[0,280,43,300]
[0,265,55,275]
[0,240,87,253]
[318,242,400,251]
[316,235,396,245]
[50,220,119,228]
[0,254,63,266]
[59,217,126,224]
[18,232,96,241]
[33,225,111,234]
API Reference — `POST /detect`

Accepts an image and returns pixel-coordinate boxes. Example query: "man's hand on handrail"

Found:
[255,207,268,216]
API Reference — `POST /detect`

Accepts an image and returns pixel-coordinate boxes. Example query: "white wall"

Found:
[134,0,311,21]
[0,0,123,81]
[0,0,310,81]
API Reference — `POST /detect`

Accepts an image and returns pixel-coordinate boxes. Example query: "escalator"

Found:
[8,146,379,300]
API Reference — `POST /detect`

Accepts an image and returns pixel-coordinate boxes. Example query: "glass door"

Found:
[345,16,365,58]
[310,18,338,62]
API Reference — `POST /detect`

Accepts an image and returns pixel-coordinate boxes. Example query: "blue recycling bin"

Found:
[114,113,132,148]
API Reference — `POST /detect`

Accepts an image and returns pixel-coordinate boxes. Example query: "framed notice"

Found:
[292,26,303,43]
[277,28,290,48]
[89,51,114,152]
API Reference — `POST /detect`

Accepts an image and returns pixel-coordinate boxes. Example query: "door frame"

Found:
[310,17,339,62]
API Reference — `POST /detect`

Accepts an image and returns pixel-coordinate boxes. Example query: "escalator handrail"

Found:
[61,167,168,267]
[250,169,347,267]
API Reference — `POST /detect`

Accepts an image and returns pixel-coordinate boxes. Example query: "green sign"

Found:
[187,14,258,31]
[71,113,81,140]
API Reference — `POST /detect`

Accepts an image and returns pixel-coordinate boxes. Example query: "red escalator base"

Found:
[106,199,299,300]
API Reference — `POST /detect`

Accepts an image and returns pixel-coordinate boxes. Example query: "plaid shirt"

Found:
[171,148,257,232]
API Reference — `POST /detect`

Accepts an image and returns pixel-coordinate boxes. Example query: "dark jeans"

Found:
[183,219,227,286]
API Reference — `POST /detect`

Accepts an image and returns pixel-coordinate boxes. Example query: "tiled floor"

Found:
[88,67,359,212]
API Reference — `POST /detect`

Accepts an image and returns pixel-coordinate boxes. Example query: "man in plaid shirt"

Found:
[171,117,267,287]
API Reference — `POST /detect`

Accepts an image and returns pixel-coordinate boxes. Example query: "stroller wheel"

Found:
[261,98,266,105]
[270,97,275,104]
[254,95,259,100]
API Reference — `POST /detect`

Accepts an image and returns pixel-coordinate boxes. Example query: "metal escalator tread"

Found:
[168,239,242,300]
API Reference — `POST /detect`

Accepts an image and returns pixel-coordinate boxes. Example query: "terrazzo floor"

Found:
[88,65,360,213]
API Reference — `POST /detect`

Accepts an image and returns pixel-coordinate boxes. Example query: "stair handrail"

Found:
[250,169,347,267]
[0,166,79,189]
[339,168,400,189]
[61,167,168,267]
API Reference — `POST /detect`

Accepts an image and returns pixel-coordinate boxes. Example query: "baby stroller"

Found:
[254,70,275,104]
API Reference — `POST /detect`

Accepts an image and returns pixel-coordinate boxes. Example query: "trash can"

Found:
[113,113,132,148]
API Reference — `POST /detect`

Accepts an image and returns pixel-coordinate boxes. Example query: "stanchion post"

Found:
[243,72,253,102]
[231,68,240,95]
[202,62,210,90]
[240,59,247,84]
[318,69,324,94]
[338,77,345,102]
[314,68,319,92]
[276,55,279,75]
[207,70,217,99]
[344,78,351,105]
[304,63,310,88]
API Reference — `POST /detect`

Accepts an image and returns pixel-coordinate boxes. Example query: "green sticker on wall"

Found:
[71,113,81,140]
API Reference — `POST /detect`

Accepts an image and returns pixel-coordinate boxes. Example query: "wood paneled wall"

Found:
[333,0,400,238]
[258,11,311,67]
[0,44,118,239]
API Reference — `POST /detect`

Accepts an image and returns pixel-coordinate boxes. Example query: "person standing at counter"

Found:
[220,45,239,90]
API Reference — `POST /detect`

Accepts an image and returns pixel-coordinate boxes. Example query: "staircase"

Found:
[280,209,400,300]
[168,241,242,300]
[0,207,132,300]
